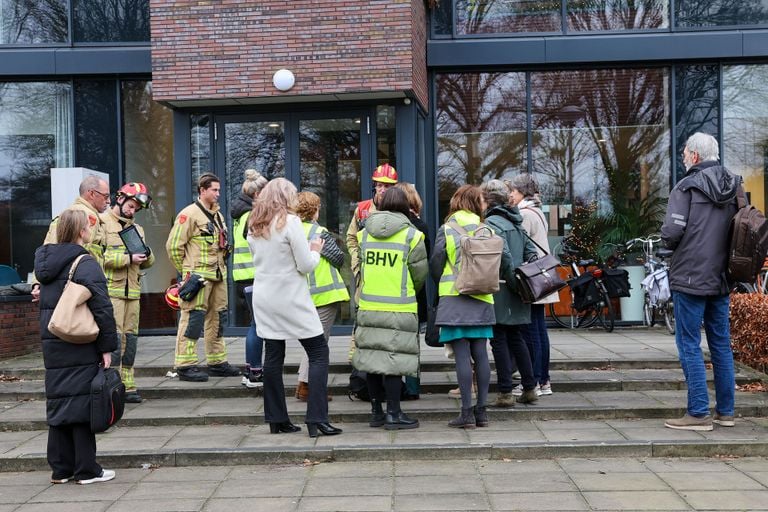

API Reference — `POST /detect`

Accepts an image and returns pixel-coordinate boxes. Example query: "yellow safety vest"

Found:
[438,210,494,304]
[302,222,350,307]
[357,224,423,313]
[231,211,254,282]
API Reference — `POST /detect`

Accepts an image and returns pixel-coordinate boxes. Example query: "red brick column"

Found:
[0,297,40,360]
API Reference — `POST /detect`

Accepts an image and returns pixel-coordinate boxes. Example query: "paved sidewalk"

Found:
[2,457,768,511]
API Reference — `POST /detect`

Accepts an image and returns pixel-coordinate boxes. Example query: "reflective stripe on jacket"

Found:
[438,210,494,304]
[43,197,107,269]
[231,211,254,282]
[102,210,154,299]
[302,222,350,307]
[165,202,227,281]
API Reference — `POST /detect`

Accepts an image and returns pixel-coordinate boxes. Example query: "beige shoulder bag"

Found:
[48,254,99,343]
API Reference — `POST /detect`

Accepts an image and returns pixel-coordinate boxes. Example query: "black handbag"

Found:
[90,366,126,433]
[514,233,567,304]
[424,298,441,348]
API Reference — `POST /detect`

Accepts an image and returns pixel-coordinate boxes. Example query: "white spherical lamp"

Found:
[272,69,295,92]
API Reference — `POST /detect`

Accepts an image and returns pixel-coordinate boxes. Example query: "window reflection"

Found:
[376,106,396,167]
[435,72,527,218]
[0,82,72,278]
[0,0,67,44]
[75,80,118,184]
[455,0,561,34]
[674,65,719,181]
[723,65,768,213]
[73,0,149,42]
[568,0,668,31]
[122,81,176,329]
[676,0,768,28]
[190,115,211,192]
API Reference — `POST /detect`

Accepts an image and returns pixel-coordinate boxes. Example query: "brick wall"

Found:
[0,298,40,361]
[150,0,429,110]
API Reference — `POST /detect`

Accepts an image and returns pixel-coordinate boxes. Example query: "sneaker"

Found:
[511,370,521,380]
[76,469,116,485]
[713,412,735,427]
[447,386,476,398]
[493,392,514,408]
[539,382,553,396]
[177,366,209,382]
[208,361,241,377]
[511,384,523,397]
[50,476,72,484]
[245,369,263,389]
[664,413,713,431]
[534,384,542,397]
[124,391,143,404]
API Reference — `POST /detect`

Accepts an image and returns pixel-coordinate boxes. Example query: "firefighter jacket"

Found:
[102,209,155,299]
[302,221,350,307]
[43,197,107,269]
[166,201,228,281]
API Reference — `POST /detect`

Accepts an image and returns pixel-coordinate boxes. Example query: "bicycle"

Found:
[626,235,675,335]
[548,239,616,332]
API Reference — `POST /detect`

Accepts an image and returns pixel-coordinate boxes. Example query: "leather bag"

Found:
[90,366,126,433]
[513,234,567,304]
[48,254,99,344]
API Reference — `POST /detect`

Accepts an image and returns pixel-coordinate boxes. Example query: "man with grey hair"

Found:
[660,132,739,431]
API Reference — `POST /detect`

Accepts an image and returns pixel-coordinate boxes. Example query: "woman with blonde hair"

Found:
[248,178,342,438]
[35,209,118,484]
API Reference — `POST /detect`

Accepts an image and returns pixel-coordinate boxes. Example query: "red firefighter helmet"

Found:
[116,182,152,209]
[165,284,181,310]
[371,163,398,184]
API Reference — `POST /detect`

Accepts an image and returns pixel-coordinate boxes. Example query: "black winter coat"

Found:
[34,243,118,426]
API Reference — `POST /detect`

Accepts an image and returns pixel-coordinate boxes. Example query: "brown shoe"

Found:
[295,381,308,402]
[493,392,514,408]
[664,413,713,431]
[517,388,539,404]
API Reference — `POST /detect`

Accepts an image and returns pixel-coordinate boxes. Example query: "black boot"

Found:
[385,401,419,430]
[448,408,476,429]
[369,399,386,428]
[474,405,489,427]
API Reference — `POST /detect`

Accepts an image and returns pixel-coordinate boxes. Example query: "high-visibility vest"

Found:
[438,210,494,304]
[357,224,423,313]
[231,211,254,282]
[302,222,350,307]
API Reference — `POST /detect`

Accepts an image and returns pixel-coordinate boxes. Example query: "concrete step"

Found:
[2,390,766,431]
[2,417,768,471]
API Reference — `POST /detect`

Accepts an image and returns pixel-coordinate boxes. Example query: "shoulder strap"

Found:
[736,184,749,209]
[68,254,88,281]
[447,220,467,236]
[521,206,547,230]
[195,201,225,231]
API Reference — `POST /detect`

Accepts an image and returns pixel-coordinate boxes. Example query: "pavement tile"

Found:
[107,498,206,512]
[226,464,308,480]
[121,480,220,500]
[0,484,49,504]
[643,458,738,473]
[395,460,477,476]
[467,429,545,445]
[296,495,391,511]
[304,476,391,496]
[557,457,651,473]
[680,490,768,510]
[727,458,768,472]
[29,483,132,503]
[476,460,562,474]
[483,471,576,493]
[311,461,392,478]
[395,474,485,495]
[204,497,298,512]
[14,502,111,512]
[314,431,391,446]
[742,472,768,487]
[238,433,317,448]
[582,490,691,510]
[214,477,307,498]
[488,491,589,511]
[541,428,626,443]
[656,471,766,491]
[394,492,490,511]
[388,430,468,445]
[570,472,669,491]
[618,427,705,441]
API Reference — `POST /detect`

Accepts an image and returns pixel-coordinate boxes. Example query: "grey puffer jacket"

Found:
[661,160,739,296]
[485,205,537,326]
[352,211,428,378]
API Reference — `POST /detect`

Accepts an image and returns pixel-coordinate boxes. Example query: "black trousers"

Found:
[366,374,403,412]
[490,324,535,393]
[47,423,102,480]
[263,334,329,424]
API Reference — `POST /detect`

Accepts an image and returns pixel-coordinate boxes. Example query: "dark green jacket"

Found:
[485,205,537,326]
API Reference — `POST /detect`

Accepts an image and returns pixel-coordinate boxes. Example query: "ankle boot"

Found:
[474,405,489,427]
[295,381,308,401]
[385,401,419,430]
[369,399,386,428]
[448,408,476,429]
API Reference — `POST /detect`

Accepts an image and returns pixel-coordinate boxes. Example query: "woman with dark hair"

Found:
[35,209,119,484]
[430,184,495,428]
[481,179,539,407]
[352,187,428,430]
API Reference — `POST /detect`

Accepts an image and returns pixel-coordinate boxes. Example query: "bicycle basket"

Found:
[570,272,601,310]
[603,268,631,298]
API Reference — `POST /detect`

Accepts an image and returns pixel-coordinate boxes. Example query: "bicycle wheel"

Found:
[643,299,655,327]
[663,302,675,335]
[548,301,573,328]
[596,288,615,332]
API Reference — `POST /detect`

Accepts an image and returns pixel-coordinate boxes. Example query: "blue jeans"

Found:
[244,287,264,370]
[521,304,551,385]
[673,291,735,417]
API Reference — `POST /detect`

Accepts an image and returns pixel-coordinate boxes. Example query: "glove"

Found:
[178,273,207,301]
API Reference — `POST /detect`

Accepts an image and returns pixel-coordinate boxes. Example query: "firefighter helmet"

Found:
[371,163,398,184]
[165,284,181,310]
[116,182,152,209]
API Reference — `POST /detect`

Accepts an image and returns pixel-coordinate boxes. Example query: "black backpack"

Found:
[348,369,370,401]
[728,186,768,282]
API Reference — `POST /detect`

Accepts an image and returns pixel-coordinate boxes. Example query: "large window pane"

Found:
[0,0,67,44]
[723,65,768,213]
[122,81,176,329]
[75,80,118,185]
[568,0,669,31]
[190,114,211,193]
[455,0,561,34]
[675,64,719,181]
[377,105,396,167]
[0,82,72,279]
[432,0,454,35]
[435,72,527,219]
[676,1,768,28]
[530,68,670,244]
[73,0,149,42]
